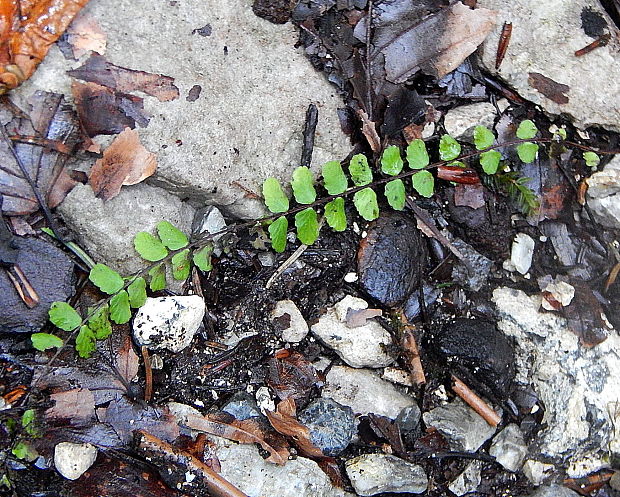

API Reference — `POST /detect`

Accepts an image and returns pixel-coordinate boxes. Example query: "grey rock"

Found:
[443,102,497,141]
[20,0,350,219]
[422,399,496,451]
[396,405,422,434]
[450,237,493,291]
[54,442,97,480]
[345,454,428,495]
[403,282,441,322]
[311,296,394,368]
[493,287,620,477]
[133,296,205,352]
[522,460,554,486]
[477,0,620,131]
[58,183,195,278]
[298,398,356,456]
[221,393,262,421]
[323,366,415,419]
[271,299,309,343]
[529,485,581,497]
[0,237,74,334]
[489,424,528,472]
[448,460,483,496]
[586,156,620,229]
[217,443,349,497]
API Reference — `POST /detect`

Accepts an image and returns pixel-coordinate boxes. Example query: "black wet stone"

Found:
[299,398,355,456]
[357,212,427,307]
[429,319,515,400]
[581,7,607,37]
[0,237,74,333]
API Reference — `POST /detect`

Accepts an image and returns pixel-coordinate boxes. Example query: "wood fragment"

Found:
[357,109,381,153]
[301,103,318,168]
[5,265,39,308]
[495,22,512,69]
[141,346,153,403]
[605,262,620,292]
[134,430,249,497]
[402,327,426,385]
[451,375,501,427]
[575,33,610,57]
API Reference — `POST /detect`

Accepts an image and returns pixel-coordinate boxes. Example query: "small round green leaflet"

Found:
[325,197,347,231]
[291,166,317,204]
[193,244,213,272]
[262,177,289,213]
[171,249,191,281]
[88,305,112,339]
[295,208,319,245]
[127,277,147,308]
[268,216,288,253]
[381,146,404,176]
[385,179,405,210]
[49,302,82,331]
[474,125,495,150]
[517,142,539,163]
[322,160,347,194]
[412,170,434,198]
[89,263,124,294]
[349,154,373,186]
[156,221,189,250]
[480,150,502,174]
[516,119,538,139]
[110,290,131,324]
[439,135,461,161]
[31,333,63,351]
[75,325,96,358]
[583,151,600,168]
[353,188,379,221]
[134,232,168,261]
[12,442,37,462]
[21,409,37,436]
[406,139,429,169]
[148,264,166,291]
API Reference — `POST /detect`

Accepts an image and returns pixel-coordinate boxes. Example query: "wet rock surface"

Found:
[345,453,428,496]
[428,318,515,401]
[298,398,356,456]
[493,287,620,476]
[490,424,528,472]
[0,237,74,334]
[478,0,620,131]
[357,212,427,307]
[586,155,620,229]
[422,399,497,452]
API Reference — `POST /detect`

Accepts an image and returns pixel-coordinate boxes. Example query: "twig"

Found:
[301,103,318,168]
[141,346,153,403]
[401,327,426,385]
[451,375,501,427]
[364,1,374,120]
[266,243,309,289]
[134,430,249,497]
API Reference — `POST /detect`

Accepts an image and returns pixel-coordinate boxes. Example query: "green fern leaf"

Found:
[322,160,348,194]
[353,188,379,221]
[406,139,429,169]
[439,135,461,161]
[480,150,501,174]
[325,198,347,231]
[474,125,495,150]
[291,166,317,204]
[295,208,319,245]
[412,170,434,198]
[263,178,290,213]
[385,179,405,210]
[268,216,288,253]
[349,154,373,186]
[516,142,539,163]
[516,120,538,139]
[381,146,404,176]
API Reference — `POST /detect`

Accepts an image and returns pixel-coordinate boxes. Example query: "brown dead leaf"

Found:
[72,80,150,136]
[68,54,179,102]
[64,12,107,59]
[528,72,569,105]
[45,388,95,424]
[185,412,290,466]
[89,127,157,201]
[0,0,90,93]
[453,183,486,209]
[345,307,382,328]
[266,398,324,459]
[115,334,139,383]
[267,350,323,402]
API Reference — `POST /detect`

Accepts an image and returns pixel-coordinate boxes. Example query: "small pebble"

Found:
[54,442,97,480]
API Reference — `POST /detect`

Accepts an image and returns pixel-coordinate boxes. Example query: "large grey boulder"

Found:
[478,0,620,132]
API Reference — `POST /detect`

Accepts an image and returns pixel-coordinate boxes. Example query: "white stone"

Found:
[522,459,554,486]
[478,0,620,132]
[492,287,620,475]
[133,296,205,352]
[449,461,483,496]
[382,367,413,387]
[323,366,415,419]
[271,299,309,343]
[587,156,620,229]
[443,102,497,141]
[345,454,427,496]
[540,280,575,310]
[489,424,528,472]
[422,399,496,452]
[217,443,349,497]
[509,233,535,275]
[54,442,97,480]
[311,296,394,368]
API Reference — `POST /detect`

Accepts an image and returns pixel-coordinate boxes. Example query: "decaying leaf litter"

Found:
[1,1,620,496]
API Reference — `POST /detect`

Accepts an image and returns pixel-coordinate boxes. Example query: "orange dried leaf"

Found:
[266,398,325,458]
[89,127,157,201]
